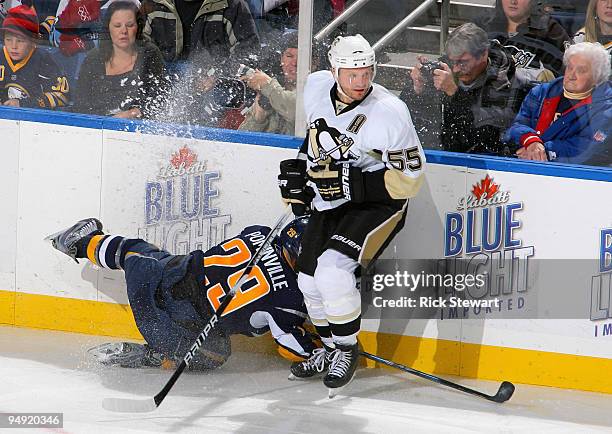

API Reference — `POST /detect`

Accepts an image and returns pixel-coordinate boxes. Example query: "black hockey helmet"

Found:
[274,216,309,272]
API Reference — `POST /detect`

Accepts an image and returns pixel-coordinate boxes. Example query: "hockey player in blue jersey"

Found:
[47,217,317,370]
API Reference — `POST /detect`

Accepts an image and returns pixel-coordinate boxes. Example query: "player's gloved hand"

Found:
[278,159,314,216]
[307,162,364,203]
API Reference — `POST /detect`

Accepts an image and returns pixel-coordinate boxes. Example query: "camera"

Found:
[255,93,272,111]
[210,64,274,110]
[420,60,442,86]
[237,64,256,79]
[236,64,272,111]
[212,78,247,109]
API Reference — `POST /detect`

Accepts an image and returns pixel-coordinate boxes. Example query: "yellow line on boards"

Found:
[1,290,142,339]
[0,290,15,325]
[359,330,612,394]
[3,290,612,394]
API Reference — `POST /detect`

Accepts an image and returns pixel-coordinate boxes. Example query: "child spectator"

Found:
[0,4,70,108]
[71,0,167,118]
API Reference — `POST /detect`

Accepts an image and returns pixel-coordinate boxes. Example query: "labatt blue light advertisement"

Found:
[138,145,231,254]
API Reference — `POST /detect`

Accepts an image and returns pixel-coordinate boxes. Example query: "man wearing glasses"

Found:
[400,22,529,156]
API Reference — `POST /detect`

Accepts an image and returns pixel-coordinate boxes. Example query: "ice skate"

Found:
[324,343,359,397]
[88,342,163,368]
[45,218,103,262]
[288,345,334,380]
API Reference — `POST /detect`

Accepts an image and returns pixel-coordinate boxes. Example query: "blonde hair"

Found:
[585,0,600,42]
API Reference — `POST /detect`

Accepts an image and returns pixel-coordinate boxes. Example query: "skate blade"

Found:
[328,384,351,398]
[327,372,356,398]
[87,342,126,365]
[88,342,123,351]
[43,228,80,262]
[43,229,63,243]
[288,373,323,381]
[88,342,122,353]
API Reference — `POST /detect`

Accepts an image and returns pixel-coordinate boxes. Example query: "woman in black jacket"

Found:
[72,0,167,118]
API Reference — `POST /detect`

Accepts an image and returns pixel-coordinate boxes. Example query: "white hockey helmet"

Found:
[328,34,376,99]
[328,34,376,70]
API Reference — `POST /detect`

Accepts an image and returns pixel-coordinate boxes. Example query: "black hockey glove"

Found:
[278,159,314,216]
[307,162,365,203]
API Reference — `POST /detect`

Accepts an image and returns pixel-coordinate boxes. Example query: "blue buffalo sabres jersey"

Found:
[70,222,312,364]
[194,225,307,336]
[0,46,70,108]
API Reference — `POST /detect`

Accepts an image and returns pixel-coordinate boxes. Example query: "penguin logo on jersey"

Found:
[505,44,537,69]
[308,118,358,164]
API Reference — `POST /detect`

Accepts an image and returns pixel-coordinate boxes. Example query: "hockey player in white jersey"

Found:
[278,34,426,394]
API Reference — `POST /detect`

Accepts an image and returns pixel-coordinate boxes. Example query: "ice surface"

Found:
[1,326,612,433]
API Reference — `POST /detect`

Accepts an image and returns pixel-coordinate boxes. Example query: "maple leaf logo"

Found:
[171,146,197,169]
[471,175,499,200]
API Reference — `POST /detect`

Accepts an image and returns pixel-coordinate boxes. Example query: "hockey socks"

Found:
[85,235,136,270]
[313,324,336,349]
[330,332,358,346]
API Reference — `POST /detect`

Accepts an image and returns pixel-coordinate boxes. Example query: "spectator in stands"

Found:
[400,23,528,156]
[54,0,101,57]
[1,0,8,21]
[6,0,103,85]
[0,4,70,109]
[505,42,611,165]
[138,0,259,127]
[238,32,298,135]
[475,0,570,81]
[72,0,167,118]
[247,0,345,38]
[140,0,260,68]
[573,0,612,55]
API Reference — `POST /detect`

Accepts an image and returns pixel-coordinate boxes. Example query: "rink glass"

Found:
[1,1,606,168]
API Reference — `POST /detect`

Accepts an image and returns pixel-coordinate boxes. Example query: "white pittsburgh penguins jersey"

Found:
[302,70,426,211]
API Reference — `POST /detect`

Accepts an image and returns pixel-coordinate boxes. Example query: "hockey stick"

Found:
[103,207,294,413]
[360,351,515,403]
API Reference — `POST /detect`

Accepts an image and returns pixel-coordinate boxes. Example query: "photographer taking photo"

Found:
[238,32,300,135]
[400,23,529,156]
